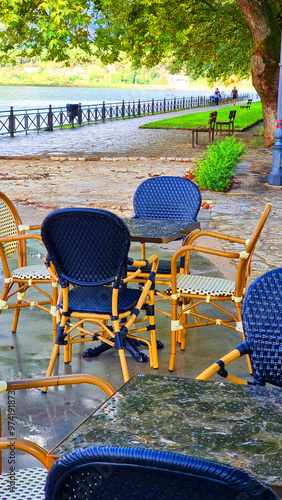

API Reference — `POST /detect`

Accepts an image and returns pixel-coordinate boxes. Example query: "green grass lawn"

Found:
[140,101,263,131]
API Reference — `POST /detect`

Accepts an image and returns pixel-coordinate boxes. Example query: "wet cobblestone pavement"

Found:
[0,102,281,280]
[0,104,281,483]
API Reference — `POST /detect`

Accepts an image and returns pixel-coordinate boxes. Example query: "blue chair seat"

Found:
[59,285,142,315]
[128,259,181,275]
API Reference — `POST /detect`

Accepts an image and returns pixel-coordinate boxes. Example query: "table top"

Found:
[123,218,200,243]
[50,375,282,490]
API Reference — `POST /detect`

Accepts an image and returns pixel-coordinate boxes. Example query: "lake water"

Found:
[0,86,246,112]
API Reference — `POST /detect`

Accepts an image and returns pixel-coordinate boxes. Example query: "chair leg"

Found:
[42,344,60,393]
[11,297,22,334]
[148,288,158,369]
[192,131,194,148]
[118,349,130,382]
[169,297,179,372]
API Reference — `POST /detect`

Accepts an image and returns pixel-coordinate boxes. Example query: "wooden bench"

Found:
[191,111,217,148]
[216,110,236,136]
[240,99,252,109]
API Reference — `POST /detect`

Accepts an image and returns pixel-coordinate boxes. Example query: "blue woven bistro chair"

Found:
[128,176,201,313]
[41,208,159,384]
[197,267,282,386]
[44,446,278,499]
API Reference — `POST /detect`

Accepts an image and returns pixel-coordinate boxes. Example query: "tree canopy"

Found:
[0,0,253,82]
[0,0,281,144]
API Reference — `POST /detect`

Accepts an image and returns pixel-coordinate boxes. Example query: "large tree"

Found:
[0,0,280,145]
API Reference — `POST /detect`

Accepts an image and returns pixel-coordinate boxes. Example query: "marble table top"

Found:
[50,375,282,490]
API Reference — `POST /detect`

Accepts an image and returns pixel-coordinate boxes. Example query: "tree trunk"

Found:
[237,0,280,146]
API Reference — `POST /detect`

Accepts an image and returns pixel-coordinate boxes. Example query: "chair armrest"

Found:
[183,230,247,246]
[43,257,59,282]
[172,244,241,268]
[196,348,247,384]
[18,224,41,232]
[0,234,42,243]
[125,254,159,283]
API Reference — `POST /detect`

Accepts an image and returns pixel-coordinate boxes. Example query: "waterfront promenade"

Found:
[1,103,234,157]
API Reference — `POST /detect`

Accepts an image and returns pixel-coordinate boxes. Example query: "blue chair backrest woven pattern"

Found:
[133,176,201,220]
[242,268,282,387]
[41,208,131,286]
[45,445,278,499]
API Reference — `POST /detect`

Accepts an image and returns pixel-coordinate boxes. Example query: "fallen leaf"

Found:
[264,197,271,200]
[261,172,267,175]
[252,208,258,211]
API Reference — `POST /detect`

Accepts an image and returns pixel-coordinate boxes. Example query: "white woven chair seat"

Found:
[0,467,47,499]
[11,264,50,280]
[177,274,235,297]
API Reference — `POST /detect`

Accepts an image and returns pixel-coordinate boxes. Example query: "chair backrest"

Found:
[242,268,282,387]
[235,204,271,297]
[41,208,131,286]
[208,111,217,128]
[133,176,201,221]
[229,110,236,121]
[44,446,278,500]
[0,192,22,259]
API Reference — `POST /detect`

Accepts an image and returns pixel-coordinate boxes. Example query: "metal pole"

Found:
[268,22,282,186]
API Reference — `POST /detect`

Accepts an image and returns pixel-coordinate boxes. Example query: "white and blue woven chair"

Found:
[169,204,271,372]
[0,192,57,340]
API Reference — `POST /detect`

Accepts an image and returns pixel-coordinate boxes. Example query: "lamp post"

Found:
[268,19,282,186]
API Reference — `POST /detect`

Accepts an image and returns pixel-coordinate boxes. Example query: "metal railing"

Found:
[0,93,250,137]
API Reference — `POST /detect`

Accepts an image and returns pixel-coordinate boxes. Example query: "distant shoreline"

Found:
[0,82,254,92]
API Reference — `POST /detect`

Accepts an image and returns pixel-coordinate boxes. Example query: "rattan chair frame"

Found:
[169,204,272,372]
[196,268,282,387]
[0,192,57,339]
[0,374,115,472]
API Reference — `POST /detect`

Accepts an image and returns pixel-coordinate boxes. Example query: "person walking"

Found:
[214,88,221,106]
[231,86,238,105]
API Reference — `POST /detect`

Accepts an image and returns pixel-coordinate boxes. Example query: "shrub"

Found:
[194,136,246,191]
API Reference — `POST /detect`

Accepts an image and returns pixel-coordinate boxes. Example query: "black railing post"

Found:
[132,101,135,116]
[9,107,14,137]
[152,98,154,114]
[122,100,125,119]
[138,99,141,116]
[174,97,176,110]
[78,103,82,125]
[47,105,53,131]
[164,98,166,112]
[59,108,63,129]
[37,110,40,132]
[24,111,28,134]
[102,101,106,122]
[183,96,185,109]
[87,107,91,123]
[128,101,131,118]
